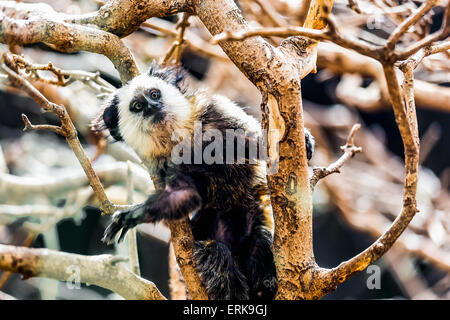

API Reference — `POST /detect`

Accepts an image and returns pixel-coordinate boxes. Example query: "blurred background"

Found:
[0,0,449,300]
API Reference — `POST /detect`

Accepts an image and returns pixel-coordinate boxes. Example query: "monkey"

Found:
[91,62,315,300]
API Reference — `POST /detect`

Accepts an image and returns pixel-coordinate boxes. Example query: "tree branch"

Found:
[323,63,420,288]
[1,52,119,215]
[0,161,153,200]
[0,244,166,300]
[70,0,193,38]
[11,54,115,93]
[0,2,139,83]
[310,124,362,188]
[385,0,440,50]
[317,42,450,112]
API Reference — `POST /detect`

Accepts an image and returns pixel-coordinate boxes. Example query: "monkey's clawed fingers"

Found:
[102,205,145,245]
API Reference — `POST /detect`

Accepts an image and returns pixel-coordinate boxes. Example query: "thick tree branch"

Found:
[190,0,329,299]
[71,0,193,38]
[0,2,139,82]
[0,244,166,300]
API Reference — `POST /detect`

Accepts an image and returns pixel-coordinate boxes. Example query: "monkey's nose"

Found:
[143,103,161,118]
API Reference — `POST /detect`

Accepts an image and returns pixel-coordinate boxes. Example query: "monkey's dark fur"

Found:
[92,63,315,300]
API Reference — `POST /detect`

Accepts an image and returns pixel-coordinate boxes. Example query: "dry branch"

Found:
[1,52,118,215]
[12,54,115,93]
[317,42,450,112]
[322,63,420,288]
[310,123,362,188]
[0,244,166,300]
[0,162,153,200]
[385,0,440,50]
[72,0,193,38]
[141,18,228,61]
[0,2,139,83]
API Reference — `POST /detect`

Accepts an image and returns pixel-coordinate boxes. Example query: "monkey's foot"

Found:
[102,204,145,244]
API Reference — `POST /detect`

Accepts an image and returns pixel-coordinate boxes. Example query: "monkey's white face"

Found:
[115,74,191,160]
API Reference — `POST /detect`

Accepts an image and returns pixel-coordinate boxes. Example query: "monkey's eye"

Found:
[132,101,144,111]
[149,89,161,100]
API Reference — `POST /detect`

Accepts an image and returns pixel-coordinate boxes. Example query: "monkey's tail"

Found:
[193,240,249,300]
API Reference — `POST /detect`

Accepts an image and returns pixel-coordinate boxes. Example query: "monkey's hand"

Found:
[102,204,145,244]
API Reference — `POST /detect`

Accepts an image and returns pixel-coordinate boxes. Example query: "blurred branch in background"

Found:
[0,244,166,299]
[0,0,448,300]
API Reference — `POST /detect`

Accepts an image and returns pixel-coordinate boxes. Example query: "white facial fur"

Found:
[115,74,191,160]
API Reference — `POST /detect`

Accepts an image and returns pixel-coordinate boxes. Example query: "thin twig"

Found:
[21,114,66,136]
[140,19,228,60]
[310,123,362,188]
[385,0,440,50]
[11,54,115,93]
[347,0,362,14]
[395,2,450,60]
[162,13,190,65]
[253,0,286,27]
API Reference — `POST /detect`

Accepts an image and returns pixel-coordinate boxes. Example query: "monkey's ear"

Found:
[148,60,187,91]
[91,94,123,142]
[103,95,123,142]
[170,67,187,89]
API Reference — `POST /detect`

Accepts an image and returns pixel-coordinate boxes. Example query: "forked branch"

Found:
[1,52,120,215]
[310,124,362,188]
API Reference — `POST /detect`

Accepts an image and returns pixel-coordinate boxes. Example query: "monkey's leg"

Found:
[239,226,277,299]
[102,175,201,244]
[193,240,249,300]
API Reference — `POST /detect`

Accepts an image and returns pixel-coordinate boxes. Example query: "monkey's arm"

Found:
[102,173,201,244]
